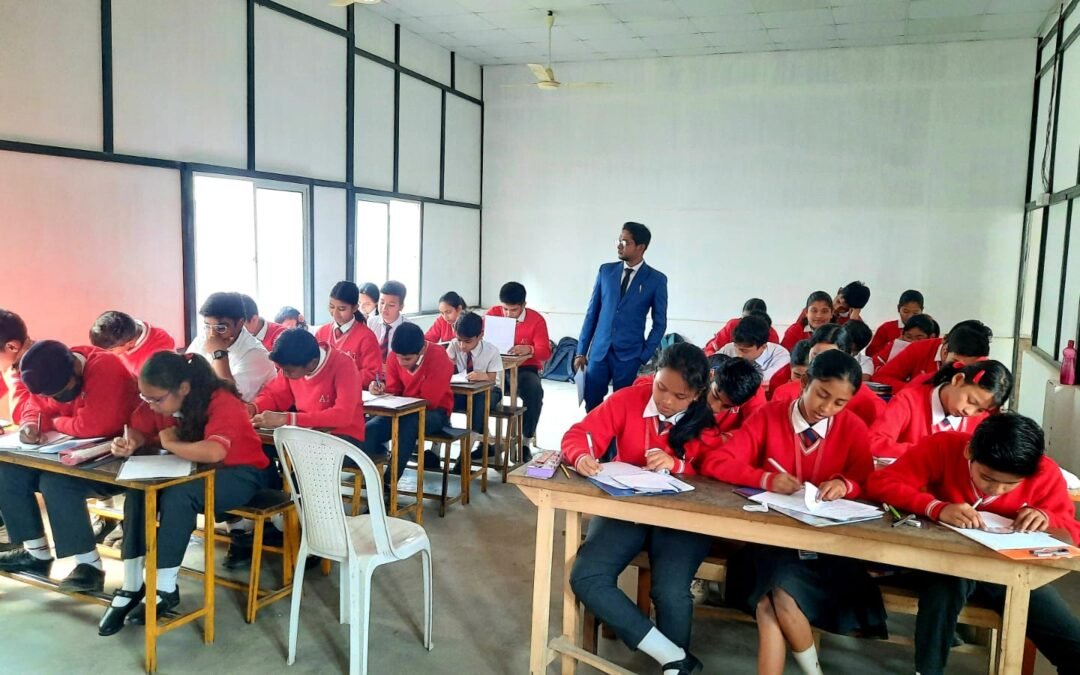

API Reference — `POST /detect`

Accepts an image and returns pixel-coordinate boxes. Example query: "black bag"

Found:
[542,336,579,382]
[640,332,689,375]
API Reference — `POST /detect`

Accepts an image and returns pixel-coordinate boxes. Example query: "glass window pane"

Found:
[1020,208,1046,338]
[254,188,305,318]
[193,175,256,309]
[1054,42,1079,191]
[388,200,421,314]
[1037,205,1068,354]
[1060,203,1080,354]
[1031,72,1054,200]
[356,199,389,286]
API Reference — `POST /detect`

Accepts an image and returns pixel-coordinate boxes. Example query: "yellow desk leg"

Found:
[203,472,215,644]
[481,388,491,493]
[463,392,474,505]
[997,579,1032,675]
[390,415,400,517]
[415,408,425,525]
[145,488,158,673]
[562,510,582,675]
[530,491,556,675]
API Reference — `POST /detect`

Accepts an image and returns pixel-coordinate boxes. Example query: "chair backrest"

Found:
[274,427,394,560]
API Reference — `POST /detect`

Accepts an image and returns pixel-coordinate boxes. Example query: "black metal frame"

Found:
[1025,0,1080,365]
[0,0,483,341]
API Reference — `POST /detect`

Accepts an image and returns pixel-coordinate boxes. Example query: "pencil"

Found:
[560,464,571,480]
[767,457,788,474]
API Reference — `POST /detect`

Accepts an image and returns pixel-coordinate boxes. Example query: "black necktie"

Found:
[620,267,633,298]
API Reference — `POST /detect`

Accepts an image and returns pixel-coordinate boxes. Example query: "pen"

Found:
[1030,547,1070,557]
[586,432,595,459]
[123,424,130,444]
[560,464,571,480]
[767,458,788,474]
[972,497,984,510]
[892,514,917,529]
[884,503,903,521]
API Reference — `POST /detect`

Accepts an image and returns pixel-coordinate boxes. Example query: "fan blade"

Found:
[562,82,612,88]
[527,63,554,82]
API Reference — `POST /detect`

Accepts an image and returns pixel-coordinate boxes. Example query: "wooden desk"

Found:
[509,469,1080,675]
[363,396,427,525]
[0,450,215,673]
[451,380,494,498]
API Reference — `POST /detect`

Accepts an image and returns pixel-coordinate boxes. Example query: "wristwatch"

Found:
[212,350,228,361]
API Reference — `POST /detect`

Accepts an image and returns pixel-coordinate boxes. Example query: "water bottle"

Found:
[1062,340,1077,386]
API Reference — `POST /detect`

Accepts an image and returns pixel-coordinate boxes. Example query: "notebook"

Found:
[734,487,883,527]
[944,512,1080,560]
[586,461,694,497]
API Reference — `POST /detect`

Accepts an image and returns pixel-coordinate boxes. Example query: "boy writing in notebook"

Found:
[89,310,177,377]
[446,312,501,463]
[0,309,35,423]
[718,314,789,392]
[866,414,1080,675]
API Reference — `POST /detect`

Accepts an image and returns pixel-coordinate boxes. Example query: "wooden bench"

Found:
[490,404,526,483]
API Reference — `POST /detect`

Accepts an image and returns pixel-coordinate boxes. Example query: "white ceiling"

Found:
[362,0,1062,65]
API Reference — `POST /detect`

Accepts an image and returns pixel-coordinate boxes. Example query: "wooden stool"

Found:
[341,455,389,516]
[491,404,526,482]
[420,427,470,517]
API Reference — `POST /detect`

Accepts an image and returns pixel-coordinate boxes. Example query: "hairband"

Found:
[971,369,986,384]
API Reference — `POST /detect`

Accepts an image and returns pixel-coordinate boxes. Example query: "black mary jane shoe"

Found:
[98,586,146,636]
[660,653,702,675]
[126,588,181,625]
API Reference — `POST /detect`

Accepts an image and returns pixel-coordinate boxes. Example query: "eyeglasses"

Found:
[204,323,229,335]
[139,391,173,405]
[616,238,634,248]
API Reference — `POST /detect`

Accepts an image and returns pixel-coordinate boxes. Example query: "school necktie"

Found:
[380,324,391,361]
[657,419,670,435]
[333,326,343,340]
[466,352,474,373]
[799,428,820,451]
[934,418,954,433]
[620,267,633,298]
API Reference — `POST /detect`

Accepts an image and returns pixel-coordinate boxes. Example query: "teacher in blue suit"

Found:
[575,222,668,411]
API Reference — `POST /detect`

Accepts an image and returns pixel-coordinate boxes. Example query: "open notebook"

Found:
[944,512,1080,560]
[735,486,883,528]
[585,461,694,497]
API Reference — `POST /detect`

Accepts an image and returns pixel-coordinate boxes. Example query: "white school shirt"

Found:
[930,384,963,432]
[856,352,875,376]
[367,314,410,346]
[643,395,685,425]
[790,399,830,439]
[446,339,502,374]
[187,327,276,403]
[719,342,791,382]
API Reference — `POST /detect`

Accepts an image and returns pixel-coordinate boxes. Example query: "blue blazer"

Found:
[577,261,668,363]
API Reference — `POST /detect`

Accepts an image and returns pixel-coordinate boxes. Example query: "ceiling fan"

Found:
[329,0,380,6]
[516,11,610,91]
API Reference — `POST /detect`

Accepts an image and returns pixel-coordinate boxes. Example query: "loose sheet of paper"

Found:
[944,512,1072,551]
[117,454,193,480]
[485,315,517,354]
[576,367,586,407]
[750,490,883,522]
[450,373,470,384]
[588,461,693,493]
[0,431,71,452]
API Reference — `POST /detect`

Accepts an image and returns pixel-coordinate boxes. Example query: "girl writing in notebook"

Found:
[99,352,269,636]
[314,281,381,389]
[700,350,884,675]
[869,360,1012,460]
[871,313,938,370]
[873,319,991,391]
[425,291,466,344]
[564,343,720,675]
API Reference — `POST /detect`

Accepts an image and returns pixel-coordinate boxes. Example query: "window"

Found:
[193,174,308,319]
[355,197,421,314]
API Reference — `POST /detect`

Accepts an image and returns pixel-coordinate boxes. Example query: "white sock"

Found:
[227,518,253,534]
[792,644,824,675]
[74,550,103,570]
[157,566,180,594]
[637,627,685,669]
[23,537,52,560]
[270,513,285,531]
[106,558,145,612]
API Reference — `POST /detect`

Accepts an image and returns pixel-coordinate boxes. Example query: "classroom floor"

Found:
[0,381,1075,674]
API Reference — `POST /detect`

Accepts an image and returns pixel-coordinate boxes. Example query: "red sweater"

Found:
[20,347,137,439]
[485,307,552,371]
[257,321,287,353]
[704,318,779,356]
[315,321,381,389]
[699,400,873,497]
[869,383,987,459]
[767,365,791,396]
[562,384,722,475]
[253,346,365,441]
[424,317,456,343]
[770,378,885,429]
[866,432,1080,542]
[715,386,767,434]
[867,319,903,360]
[873,338,942,392]
[2,366,30,425]
[386,342,454,415]
[119,323,176,376]
[780,322,814,352]
[129,389,268,469]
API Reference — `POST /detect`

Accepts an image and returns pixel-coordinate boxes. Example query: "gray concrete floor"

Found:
[0,381,1074,674]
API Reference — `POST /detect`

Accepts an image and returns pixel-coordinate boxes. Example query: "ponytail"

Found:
[140,352,239,441]
[657,343,715,457]
[438,291,467,311]
[930,359,1012,409]
[330,280,365,323]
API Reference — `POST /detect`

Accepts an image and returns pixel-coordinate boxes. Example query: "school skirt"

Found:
[726,544,888,639]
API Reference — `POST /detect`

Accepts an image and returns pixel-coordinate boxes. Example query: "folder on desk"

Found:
[587,461,694,497]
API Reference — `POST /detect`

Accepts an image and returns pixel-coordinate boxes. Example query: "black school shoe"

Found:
[126,588,181,625]
[0,548,53,575]
[661,653,702,675]
[99,586,146,636]
[224,539,253,569]
[58,563,105,593]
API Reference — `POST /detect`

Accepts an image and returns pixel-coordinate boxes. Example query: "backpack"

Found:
[640,332,689,375]
[542,337,579,382]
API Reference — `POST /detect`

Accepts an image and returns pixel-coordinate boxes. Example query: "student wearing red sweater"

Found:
[780,291,833,352]
[700,350,884,675]
[0,309,34,423]
[870,313,938,371]
[873,319,990,392]
[364,323,453,482]
[425,291,466,344]
[0,341,138,593]
[706,353,765,437]
[98,352,269,635]
[866,289,923,360]
[831,280,870,325]
[566,344,718,675]
[241,294,286,353]
[486,282,551,455]
[703,299,779,355]
[315,281,381,389]
[866,414,1080,675]
[252,329,365,443]
[89,310,177,376]
[768,339,811,401]
[870,360,1011,460]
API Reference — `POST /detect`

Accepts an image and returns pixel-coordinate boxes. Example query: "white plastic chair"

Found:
[275,427,433,675]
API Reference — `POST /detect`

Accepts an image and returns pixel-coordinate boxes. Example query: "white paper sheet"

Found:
[485,315,517,354]
[366,395,424,409]
[37,437,106,455]
[450,373,470,384]
[0,430,71,452]
[117,454,194,480]
[944,512,1073,551]
[750,490,883,522]
[1062,467,1080,490]
[803,482,821,512]
[611,471,693,494]
[576,366,586,407]
[888,339,912,361]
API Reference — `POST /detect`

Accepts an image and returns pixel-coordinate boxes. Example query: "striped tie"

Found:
[799,428,819,451]
[380,324,391,361]
[934,418,954,433]
[657,420,670,435]
[466,351,474,373]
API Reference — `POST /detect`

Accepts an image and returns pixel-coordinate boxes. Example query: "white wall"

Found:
[482,40,1034,345]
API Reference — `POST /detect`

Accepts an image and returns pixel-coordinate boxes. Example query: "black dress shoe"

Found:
[98,586,146,636]
[422,450,443,471]
[92,516,117,544]
[103,524,124,549]
[470,443,498,460]
[0,548,53,575]
[58,563,105,593]
[661,653,702,675]
[127,588,181,625]
[224,540,253,569]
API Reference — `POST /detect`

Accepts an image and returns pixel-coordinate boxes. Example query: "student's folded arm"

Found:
[868,396,913,459]
[642,276,668,361]
[699,417,769,489]
[295,367,360,429]
[54,363,134,438]
[166,438,227,464]
[872,347,917,389]
[561,397,619,468]
[703,331,722,357]
[129,402,168,447]
[252,374,294,414]
[865,437,946,518]
[576,269,604,355]
[1029,467,1080,544]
